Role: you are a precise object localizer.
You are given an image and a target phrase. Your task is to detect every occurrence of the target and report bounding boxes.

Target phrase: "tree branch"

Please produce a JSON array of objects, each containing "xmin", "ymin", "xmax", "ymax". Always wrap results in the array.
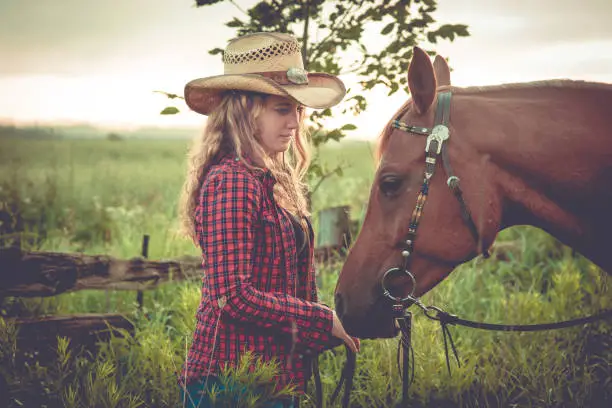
[
  {"xmin": 339, "ymin": 51, "xmax": 368, "ymax": 75},
  {"xmin": 310, "ymin": 165, "xmax": 345, "ymax": 197},
  {"xmin": 309, "ymin": 2, "xmax": 362, "ymax": 63},
  {"xmin": 154, "ymin": 90, "xmax": 185, "ymax": 100},
  {"xmin": 302, "ymin": 0, "xmax": 311, "ymax": 69},
  {"xmin": 229, "ymin": 0, "xmax": 248, "ymax": 15}
]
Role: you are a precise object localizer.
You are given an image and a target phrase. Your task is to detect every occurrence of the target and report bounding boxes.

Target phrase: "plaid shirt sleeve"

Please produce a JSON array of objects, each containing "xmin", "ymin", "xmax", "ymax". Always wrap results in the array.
[{"xmin": 199, "ymin": 169, "xmax": 334, "ymax": 351}]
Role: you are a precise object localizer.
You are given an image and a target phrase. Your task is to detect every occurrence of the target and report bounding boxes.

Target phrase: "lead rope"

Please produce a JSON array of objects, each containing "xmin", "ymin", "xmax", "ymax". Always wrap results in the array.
[
  {"xmin": 313, "ymin": 358, "xmax": 323, "ymax": 408},
  {"xmin": 329, "ymin": 344, "xmax": 356, "ymax": 408},
  {"xmin": 302, "ymin": 356, "xmax": 323, "ymax": 408},
  {"xmin": 439, "ymin": 316, "xmax": 461, "ymax": 375},
  {"xmin": 393, "ymin": 303, "xmax": 415, "ymax": 406}
]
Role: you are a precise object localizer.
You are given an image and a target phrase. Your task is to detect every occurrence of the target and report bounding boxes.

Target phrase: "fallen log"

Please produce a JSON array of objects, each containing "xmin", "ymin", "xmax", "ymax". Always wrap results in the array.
[
  {"xmin": 5, "ymin": 313, "xmax": 135, "ymax": 363},
  {"xmin": 12, "ymin": 313, "xmax": 134, "ymax": 345},
  {"xmin": 0, "ymin": 241, "xmax": 525, "ymax": 299},
  {"xmin": 0, "ymin": 247, "xmax": 203, "ymax": 297}
]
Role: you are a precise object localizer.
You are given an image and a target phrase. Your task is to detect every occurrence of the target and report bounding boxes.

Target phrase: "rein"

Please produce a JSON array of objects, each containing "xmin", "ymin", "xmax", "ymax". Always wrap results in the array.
[
  {"xmin": 327, "ymin": 301, "xmax": 612, "ymax": 408},
  {"xmin": 385, "ymin": 295, "xmax": 612, "ymax": 407}
]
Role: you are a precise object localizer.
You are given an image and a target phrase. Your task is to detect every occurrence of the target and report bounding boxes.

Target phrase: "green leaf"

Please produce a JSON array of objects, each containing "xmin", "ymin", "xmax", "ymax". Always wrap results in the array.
[
  {"xmin": 326, "ymin": 129, "xmax": 344, "ymax": 141},
  {"xmin": 381, "ymin": 22, "xmax": 395, "ymax": 35},
  {"xmin": 160, "ymin": 107, "xmax": 179, "ymax": 115},
  {"xmin": 208, "ymin": 47, "xmax": 224, "ymax": 56},
  {"xmin": 226, "ymin": 18, "xmax": 245, "ymax": 28},
  {"xmin": 341, "ymin": 124, "xmax": 357, "ymax": 131},
  {"xmin": 195, "ymin": 0, "xmax": 224, "ymax": 6},
  {"xmin": 454, "ymin": 24, "xmax": 470, "ymax": 36},
  {"xmin": 388, "ymin": 82, "xmax": 399, "ymax": 96}
]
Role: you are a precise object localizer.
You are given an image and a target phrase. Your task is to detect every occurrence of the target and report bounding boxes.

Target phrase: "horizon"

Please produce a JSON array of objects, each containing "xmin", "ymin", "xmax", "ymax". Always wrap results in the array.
[{"xmin": 1, "ymin": 0, "xmax": 611, "ymax": 140}]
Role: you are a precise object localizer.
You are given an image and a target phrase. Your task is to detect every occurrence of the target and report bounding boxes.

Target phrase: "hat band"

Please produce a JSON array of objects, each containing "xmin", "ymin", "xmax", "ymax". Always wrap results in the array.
[{"xmin": 254, "ymin": 68, "xmax": 309, "ymax": 86}]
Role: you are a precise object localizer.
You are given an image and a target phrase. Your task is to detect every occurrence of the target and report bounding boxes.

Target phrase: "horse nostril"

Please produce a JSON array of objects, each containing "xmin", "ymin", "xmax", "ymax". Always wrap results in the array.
[{"xmin": 334, "ymin": 293, "xmax": 345, "ymax": 319}]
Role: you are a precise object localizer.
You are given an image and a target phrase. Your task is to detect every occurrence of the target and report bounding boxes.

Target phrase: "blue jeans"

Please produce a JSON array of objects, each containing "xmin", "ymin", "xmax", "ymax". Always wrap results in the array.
[{"xmin": 179, "ymin": 376, "xmax": 295, "ymax": 408}]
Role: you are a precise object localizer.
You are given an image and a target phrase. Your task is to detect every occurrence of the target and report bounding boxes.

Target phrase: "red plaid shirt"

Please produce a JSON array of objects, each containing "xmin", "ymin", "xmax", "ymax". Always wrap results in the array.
[{"xmin": 180, "ymin": 154, "xmax": 334, "ymax": 392}]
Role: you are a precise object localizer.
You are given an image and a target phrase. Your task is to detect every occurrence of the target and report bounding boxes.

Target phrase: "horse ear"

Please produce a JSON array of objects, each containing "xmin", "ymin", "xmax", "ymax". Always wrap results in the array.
[
  {"xmin": 408, "ymin": 47, "xmax": 437, "ymax": 114},
  {"xmin": 433, "ymin": 55, "xmax": 451, "ymax": 86}
]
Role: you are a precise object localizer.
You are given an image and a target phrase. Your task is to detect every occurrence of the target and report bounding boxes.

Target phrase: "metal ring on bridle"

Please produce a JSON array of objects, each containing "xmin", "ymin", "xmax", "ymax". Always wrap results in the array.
[
  {"xmin": 447, "ymin": 175, "xmax": 459, "ymax": 187},
  {"xmin": 423, "ymin": 305, "xmax": 445, "ymax": 321},
  {"xmin": 381, "ymin": 267, "xmax": 417, "ymax": 303}
]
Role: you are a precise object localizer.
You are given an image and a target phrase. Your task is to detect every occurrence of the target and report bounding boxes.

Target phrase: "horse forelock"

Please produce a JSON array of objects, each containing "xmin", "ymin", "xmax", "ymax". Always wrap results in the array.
[{"xmin": 375, "ymin": 99, "xmax": 413, "ymax": 165}]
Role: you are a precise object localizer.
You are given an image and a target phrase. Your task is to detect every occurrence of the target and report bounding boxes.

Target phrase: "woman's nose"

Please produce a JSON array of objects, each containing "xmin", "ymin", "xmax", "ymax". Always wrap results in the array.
[{"xmin": 287, "ymin": 111, "xmax": 299, "ymax": 129}]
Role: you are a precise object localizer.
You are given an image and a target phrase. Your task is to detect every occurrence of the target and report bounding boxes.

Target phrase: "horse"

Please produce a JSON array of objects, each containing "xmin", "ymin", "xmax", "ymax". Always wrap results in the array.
[{"xmin": 334, "ymin": 46, "xmax": 612, "ymax": 339}]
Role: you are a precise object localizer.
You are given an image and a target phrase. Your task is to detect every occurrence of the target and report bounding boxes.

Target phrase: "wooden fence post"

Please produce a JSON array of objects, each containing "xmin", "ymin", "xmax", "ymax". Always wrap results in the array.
[
  {"xmin": 315, "ymin": 205, "xmax": 351, "ymax": 263},
  {"xmin": 137, "ymin": 234, "xmax": 149, "ymax": 310}
]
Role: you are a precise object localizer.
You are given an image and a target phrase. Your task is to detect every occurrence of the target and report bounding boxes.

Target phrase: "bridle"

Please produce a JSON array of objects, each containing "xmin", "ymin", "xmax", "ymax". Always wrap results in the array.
[
  {"xmin": 327, "ymin": 90, "xmax": 612, "ymax": 408},
  {"xmin": 331, "ymin": 90, "xmax": 485, "ymax": 407},
  {"xmin": 380, "ymin": 90, "xmax": 489, "ymax": 305},
  {"xmin": 376, "ymin": 90, "xmax": 485, "ymax": 406}
]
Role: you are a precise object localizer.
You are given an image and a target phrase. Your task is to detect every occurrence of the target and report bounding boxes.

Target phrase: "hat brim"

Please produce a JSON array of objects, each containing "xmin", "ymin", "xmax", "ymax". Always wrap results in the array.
[{"xmin": 184, "ymin": 73, "xmax": 346, "ymax": 116}]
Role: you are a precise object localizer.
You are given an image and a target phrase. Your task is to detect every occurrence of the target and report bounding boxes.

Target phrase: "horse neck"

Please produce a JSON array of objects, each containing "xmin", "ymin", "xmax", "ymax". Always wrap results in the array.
[{"xmin": 453, "ymin": 83, "xmax": 612, "ymax": 266}]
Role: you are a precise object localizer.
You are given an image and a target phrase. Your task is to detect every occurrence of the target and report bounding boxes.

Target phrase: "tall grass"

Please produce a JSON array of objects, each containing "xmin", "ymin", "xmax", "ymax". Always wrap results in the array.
[{"xmin": 1, "ymin": 137, "xmax": 610, "ymax": 407}]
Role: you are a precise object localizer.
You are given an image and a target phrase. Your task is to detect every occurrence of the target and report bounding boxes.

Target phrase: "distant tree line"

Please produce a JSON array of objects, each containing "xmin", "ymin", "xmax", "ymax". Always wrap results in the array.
[
  {"xmin": 0, "ymin": 125, "xmax": 200, "ymax": 140},
  {"xmin": 0, "ymin": 125, "xmax": 61, "ymax": 140}
]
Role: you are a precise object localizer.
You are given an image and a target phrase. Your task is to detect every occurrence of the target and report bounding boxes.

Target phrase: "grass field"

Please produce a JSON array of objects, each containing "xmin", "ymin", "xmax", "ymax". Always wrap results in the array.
[{"xmin": 1, "ymin": 136, "xmax": 610, "ymax": 407}]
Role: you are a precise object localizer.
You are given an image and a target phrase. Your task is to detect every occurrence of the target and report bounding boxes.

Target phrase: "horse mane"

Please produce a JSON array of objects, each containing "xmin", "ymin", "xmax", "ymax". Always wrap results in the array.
[
  {"xmin": 451, "ymin": 79, "xmax": 612, "ymax": 94},
  {"xmin": 375, "ymin": 79, "xmax": 612, "ymax": 165}
]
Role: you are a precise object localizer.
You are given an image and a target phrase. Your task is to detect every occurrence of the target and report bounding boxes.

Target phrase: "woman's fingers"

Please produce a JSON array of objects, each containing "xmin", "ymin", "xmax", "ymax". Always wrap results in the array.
[
  {"xmin": 343, "ymin": 332, "xmax": 358, "ymax": 353},
  {"xmin": 331, "ymin": 309, "xmax": 359, "ymax": 353},
  {"xmin": 352, "ymin": 337, "xmax": 361, "ymax": 352}
]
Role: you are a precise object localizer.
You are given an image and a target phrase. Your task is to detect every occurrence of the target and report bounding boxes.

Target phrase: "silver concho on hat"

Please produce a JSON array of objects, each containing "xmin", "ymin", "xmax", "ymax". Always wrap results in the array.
[{"xmin": 287, "ymin": 67, "xmax": 309, "ymax": 85}]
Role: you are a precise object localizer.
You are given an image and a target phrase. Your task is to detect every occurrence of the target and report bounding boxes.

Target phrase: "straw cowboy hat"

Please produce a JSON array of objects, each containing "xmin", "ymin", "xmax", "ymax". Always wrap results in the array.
[{"xmin": 184, "ymin": 32, "xmax": 346, "ymax": 115}]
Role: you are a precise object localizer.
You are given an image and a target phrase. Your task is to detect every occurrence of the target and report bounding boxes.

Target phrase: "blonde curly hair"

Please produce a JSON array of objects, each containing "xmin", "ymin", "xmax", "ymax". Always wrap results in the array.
[{"xmin": 178, "ymin": 91, "xmax": 311, "ymax": 244}]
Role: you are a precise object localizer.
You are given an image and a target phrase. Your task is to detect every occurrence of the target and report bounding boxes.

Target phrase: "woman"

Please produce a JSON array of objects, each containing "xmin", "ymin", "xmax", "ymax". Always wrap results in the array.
[{"xmin": 178, "ymin": 32, "xmax": 358, "ymax": 408}]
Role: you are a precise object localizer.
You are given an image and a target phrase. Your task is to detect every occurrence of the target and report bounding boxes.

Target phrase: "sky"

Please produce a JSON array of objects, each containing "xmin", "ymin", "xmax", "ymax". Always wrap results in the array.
[{"xmin": 0, "ymin": 0, "xmax": 611, "ymax": 139}]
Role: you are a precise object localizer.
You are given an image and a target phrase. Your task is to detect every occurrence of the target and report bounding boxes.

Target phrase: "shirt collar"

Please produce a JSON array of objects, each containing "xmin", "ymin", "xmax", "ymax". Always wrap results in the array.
[{"xmin": 220, "ymin": 152, "xmax": 275, "ymax": 185}]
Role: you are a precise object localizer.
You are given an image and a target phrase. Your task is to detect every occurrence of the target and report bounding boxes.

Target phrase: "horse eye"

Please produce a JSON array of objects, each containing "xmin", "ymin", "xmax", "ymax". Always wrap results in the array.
[{"xmin": 379, "ymin": 175, "xmax": 403, "ymax": 197}]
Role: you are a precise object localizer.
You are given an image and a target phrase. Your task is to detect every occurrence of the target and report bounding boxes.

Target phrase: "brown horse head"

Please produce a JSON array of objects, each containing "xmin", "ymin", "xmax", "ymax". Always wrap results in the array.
[{"xmin": 335, "ymin": 47, "xmax": 612, "ymax": 339}]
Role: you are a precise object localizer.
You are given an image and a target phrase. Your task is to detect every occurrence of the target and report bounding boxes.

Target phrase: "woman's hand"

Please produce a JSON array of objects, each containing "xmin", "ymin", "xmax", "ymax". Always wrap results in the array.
[{"xmin": 331, "ymin": 310, "xmax": 360, "ymax": 353}]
